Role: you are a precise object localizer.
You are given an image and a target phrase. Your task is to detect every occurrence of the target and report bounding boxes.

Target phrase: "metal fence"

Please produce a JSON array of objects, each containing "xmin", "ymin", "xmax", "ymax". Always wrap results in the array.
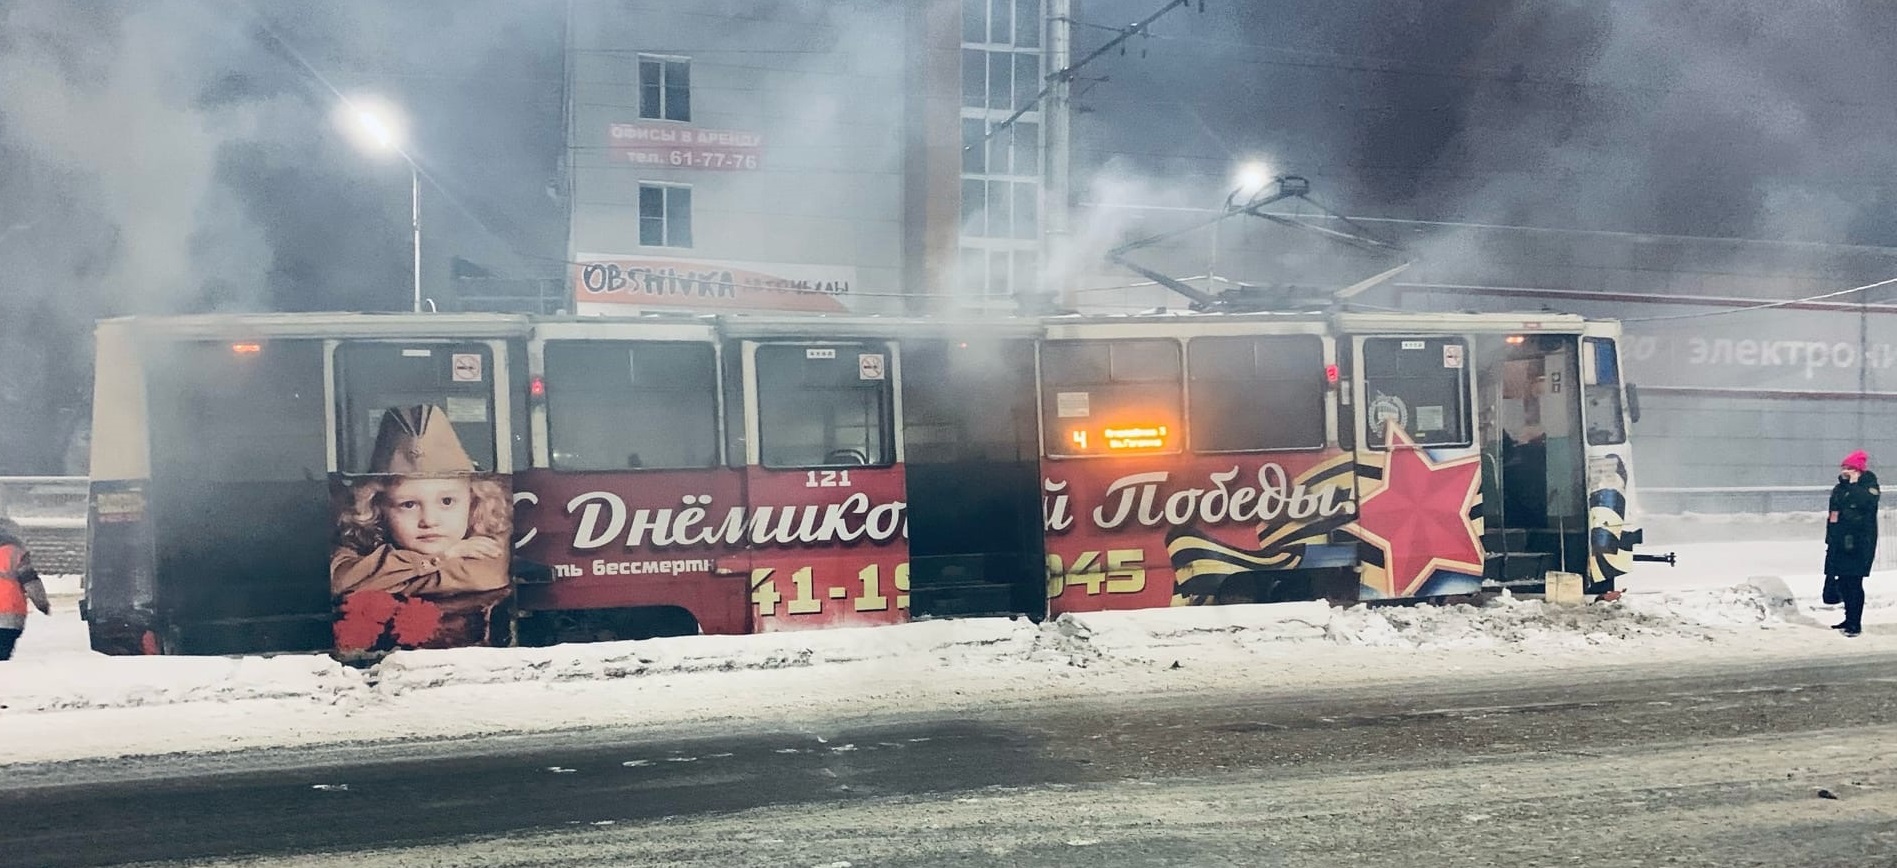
[
  {"xmin": 1638, "ymin": 485, "xmax": 1834, "ymax": 516},
  {"xmin": 0, "ymin": 476, "xmax": 89, "ymax": 575}
]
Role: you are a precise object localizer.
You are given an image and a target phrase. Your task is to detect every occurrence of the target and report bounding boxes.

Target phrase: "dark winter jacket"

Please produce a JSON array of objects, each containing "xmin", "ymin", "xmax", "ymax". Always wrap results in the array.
[{"xmin": 1825, "ymin": 470, "xmax": 1881, "ymax": 577}]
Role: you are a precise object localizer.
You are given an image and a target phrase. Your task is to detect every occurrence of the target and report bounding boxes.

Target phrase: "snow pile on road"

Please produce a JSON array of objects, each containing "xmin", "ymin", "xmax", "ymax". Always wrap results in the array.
[
  {"xmin": 2, "ymin": 583, "xmax": 1821, "ymax": 716},
  {"xmin": 368, "ymin": 618, "xmax": 1050, "ymax": 694},
  {"xmin": 1327, "ymin": 584, "xmax": 1800, "ymax": 650},
  {"xmin": 7, "ymin": 654, "xmax": 357, "ymax": 713}
]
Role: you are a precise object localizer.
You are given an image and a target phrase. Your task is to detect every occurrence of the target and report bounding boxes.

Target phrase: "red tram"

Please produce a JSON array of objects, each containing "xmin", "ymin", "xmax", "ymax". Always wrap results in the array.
[{"xmin": 83, "ymin": 309, "xmax": 1644, "ymax": 655}]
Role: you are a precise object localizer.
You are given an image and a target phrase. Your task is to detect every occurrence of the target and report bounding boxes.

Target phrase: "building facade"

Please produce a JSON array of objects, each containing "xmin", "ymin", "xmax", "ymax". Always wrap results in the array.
[
  {"xmin": 564, "ymin": 0, "xmax": 991, "ymax": 317},
  {"xmin": 958, "ymin": 0, "xmax": 1045, "ymax": 305}
]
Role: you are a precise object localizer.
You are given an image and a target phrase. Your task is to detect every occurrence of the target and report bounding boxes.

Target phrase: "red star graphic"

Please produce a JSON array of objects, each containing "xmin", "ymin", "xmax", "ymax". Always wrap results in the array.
[{"xmin": 1349, "ymin": 426, "xmax": 1484, "ymax": 597}]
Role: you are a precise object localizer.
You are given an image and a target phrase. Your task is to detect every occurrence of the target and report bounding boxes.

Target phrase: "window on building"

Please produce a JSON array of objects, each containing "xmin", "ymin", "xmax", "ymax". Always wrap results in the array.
[
  {"xmin": 638, "ymin": 184, "xmax": 692, "ymax": 248},
  {"xmin": 543, "ymin": 341, "xmax": 718, "ymax": 470},
  {"xmin": 966, "ymin": 0, "xmax": 1042, "ymax": 48},
  {"xmin": 1012, "ymin": 182, "xmax": 1037, "ymax": 240},
  {"xmin": 1042, "ymin": 339, "xmax": 1183, "ymax": 458},
  {"xmin": 638, "ymin": 55, "xmax": 690, "ymax": 122},
  {"xmin": 1011, "ymin": 250, "xmax": 1039, "ymax": 297},
  {"xmin": 1188, "ymin": 336, "xmax": 1326, "ymax": 453},
  {"xmin": 1013, "ymin": 52, "xmax": 1039, "ymax": 105},
  {"xmin": 756, "ymin": 343, "xmax": 893, "ymax": 468},
  {"xmin": 963, "ymin": 180, "xmax": 1039, "ymax": 240},
  {"xmin": 1362, "ymin": 337, "xmax": 1471, "ymax": 448},
  {"xmin": 1583, "ymin": 336, "xmax": 1626, "ymax": 445},
  {"xmin": 987, "ymin": 52, "xmax": 1011, "ymax": 110},
  {"xmin": 962, "ymin": 118, "xmax": 987, "ymax": 174},
  {"xmin": 961, "ymin": 49, "xmax": 986, "ymax": 104},
  {"xmin": 1014, "ymin": 0, "xmax": 1041, "ymax": 46},
  {"xmin": 959, "ymin": 246, "xmax": 1040, "ymax": 299},
  {"xmin": 1009, "ymin": 122, "xmax": 1039, "ymax": 175},
  {"xmin": 960, "ymin": 247, "xmax": 988, "ymax": 296},
  {"xmin": 988, "ymin": 0, "xmax": 1012, "ymax": 44},
  {"xmin": 963, "ymin": 0, "xmax": 986, "ymax": 43}
]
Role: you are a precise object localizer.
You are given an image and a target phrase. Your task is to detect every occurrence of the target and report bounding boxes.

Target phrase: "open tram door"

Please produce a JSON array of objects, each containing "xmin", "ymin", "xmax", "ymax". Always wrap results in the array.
[
  {"xmin": 1577, "ymin": 322, "xmax": 1642, "ymax": 593},
  {"xmin": 1468, "ymin": 328, "xmax": 1590, "ymax": 590},
  {"xmin": 326, "ymin": 329, "xmax": 527, "ymax": 657},
  {"xmin": 1344, "ymin": 331, "xmax": 1489, "ymax": 599},
  {"xmin": 897, "ymin": 331, "xmax": 1045, "ymax": 621}
]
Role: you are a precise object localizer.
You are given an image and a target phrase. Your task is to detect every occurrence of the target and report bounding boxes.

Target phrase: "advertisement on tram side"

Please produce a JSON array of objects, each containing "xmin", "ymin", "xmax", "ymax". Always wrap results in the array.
[
  {"xmin": 513, "ymin": 466, "xmax": 910, "ymax": 634},
  {"xmin": 330, "ymin": 405, "xmax": 517, "ymax": 658},
  {"xmin": 1041, "ymin": 451, "xmax": 1360, "ymax": 613}
]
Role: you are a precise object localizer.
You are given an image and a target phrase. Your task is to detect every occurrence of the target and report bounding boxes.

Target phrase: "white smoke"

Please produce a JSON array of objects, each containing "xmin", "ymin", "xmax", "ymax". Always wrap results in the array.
[{"xmin": 0, "ymin": 1, "xmax": 278, "ymax": 316}]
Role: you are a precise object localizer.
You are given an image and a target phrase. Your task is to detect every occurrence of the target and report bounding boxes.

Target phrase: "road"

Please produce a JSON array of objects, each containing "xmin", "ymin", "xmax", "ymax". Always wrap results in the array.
[{"xmin": 5, "ymin": 652, "xmax": 1897, "ymax": 867}]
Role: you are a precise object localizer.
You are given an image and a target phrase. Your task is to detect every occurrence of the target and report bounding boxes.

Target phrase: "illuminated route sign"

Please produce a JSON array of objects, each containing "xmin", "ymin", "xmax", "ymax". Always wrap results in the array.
[{"xmin": 1066, "ymin": 423, "xmax": 1173, "ymax": 453}]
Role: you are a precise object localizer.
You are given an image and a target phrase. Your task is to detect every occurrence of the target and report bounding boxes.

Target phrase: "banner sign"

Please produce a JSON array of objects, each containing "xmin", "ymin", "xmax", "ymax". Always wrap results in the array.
[
  {"xmin": 574, "ymin": 253, "xmax": 857, "ymax": 314},
  {"xmin": 608, "ymin": 122, "xmax": 763, "ymax": 171},
  {"xmin": 1394, "ymin": 286, "xmax": 1897, "ymax": 394}
]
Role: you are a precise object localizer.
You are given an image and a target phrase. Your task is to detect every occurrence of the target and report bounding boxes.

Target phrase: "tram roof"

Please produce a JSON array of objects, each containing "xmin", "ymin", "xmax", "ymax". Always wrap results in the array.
[
  {"xmin": 97, "ymin": 312, "xmax": 534, "ymax": 340},
  {"xmin": 96, "ymin": 308, "xmax": 1609, "ymax": 341}
]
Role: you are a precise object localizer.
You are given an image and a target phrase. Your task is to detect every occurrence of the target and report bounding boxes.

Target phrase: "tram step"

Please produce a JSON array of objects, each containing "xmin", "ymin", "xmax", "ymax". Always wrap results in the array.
[
  {"xmin": 1480, "ymin": 528, "xmax": 1529, "ymax": 553},
  {"xmin": 1483, "ymin": 551, "xmax": 1552, "ymax": 582},
  {"xmin": 909, "ymin": 583, "xmax": 1025, "ymax": 619}
]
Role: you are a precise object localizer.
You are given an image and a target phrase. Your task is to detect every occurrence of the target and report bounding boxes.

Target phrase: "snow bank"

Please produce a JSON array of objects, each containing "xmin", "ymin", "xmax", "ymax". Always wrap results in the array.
[{"xmin": 1, "ymin": 583, "xmax": 1835, "ymax": 717}]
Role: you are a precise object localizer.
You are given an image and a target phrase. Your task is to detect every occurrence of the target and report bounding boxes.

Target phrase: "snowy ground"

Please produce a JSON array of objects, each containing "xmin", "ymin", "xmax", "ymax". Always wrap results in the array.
[{"xmin": 5, "ymin": 528, "xmax": 1893, "ymax": 767}]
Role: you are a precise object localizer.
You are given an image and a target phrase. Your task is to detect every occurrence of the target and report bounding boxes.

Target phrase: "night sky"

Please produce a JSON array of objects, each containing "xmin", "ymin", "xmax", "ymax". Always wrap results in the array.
[{"xmin": 3, "ymin": 0, "xmax": 1896, "ymax": 471}]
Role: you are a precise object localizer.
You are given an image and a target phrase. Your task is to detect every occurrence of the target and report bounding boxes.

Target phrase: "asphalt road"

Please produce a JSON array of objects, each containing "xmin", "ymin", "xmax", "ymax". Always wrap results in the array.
[{"xmin": 7, "ymin": 652, "xmax": 1897, "ymax": 867}]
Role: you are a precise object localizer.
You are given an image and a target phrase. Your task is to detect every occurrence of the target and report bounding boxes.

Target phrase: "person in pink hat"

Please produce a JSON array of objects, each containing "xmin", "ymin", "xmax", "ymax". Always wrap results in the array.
[{"xmin": 1826, "ymin": 450, "xmax": 1880, "ymax": 636}]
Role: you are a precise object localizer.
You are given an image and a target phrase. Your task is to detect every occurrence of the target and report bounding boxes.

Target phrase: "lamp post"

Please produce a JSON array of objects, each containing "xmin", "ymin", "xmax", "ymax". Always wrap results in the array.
[{"xmin": 343, "ymin": 99, "xmax": 423, "ymax": 313}]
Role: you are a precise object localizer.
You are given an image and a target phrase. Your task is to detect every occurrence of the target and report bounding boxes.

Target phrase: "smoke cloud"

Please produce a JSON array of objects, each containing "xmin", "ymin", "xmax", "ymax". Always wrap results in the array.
[
  {"xmin": 1067, "ymin": 0, "xmax": 1897, "ymax": 304},
  {"xmin": 0, "ymin": 0, "xmax": 563, "ymax": 472}
]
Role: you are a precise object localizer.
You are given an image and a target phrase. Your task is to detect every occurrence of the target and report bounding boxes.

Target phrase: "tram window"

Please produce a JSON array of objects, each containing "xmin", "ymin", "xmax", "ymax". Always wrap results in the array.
[
  {"xmin": 146, "ymin": 340, "xmax": 327, "ymax": 483},
  {"xmin": 1582, "ymin": 337, "xmax": 1627, "ymax": 445},
  {"xmin": 1042, "ymin": 339, "xmax": 1183, "ymax": 458},
  {"xmin": 1188, "ymin": 335, "xmax": 1325, "ymax": 452},
  {"xmin": 336, "ymin": 342, "xmax": 498, "ymax": 473},
  {"xmin": 1361, "ymin": 337, "xmax": 1471, "ymax": 448},
  {"xmin": 756, "ymin": 343, "xmax": 892, "ymax": 468},
  {"xmin": 543, "ymin": 341, "xmax": 718, "ymax": 470}
]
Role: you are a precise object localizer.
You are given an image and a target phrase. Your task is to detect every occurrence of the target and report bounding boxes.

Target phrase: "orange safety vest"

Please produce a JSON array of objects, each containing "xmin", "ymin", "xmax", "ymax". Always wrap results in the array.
[{"xmin": 0, "ymin": 544, "xmax": 27, "ymax": 629}]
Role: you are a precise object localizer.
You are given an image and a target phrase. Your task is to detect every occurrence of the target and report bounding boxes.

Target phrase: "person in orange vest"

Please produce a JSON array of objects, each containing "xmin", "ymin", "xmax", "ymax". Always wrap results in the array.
[{"xmin": 0, "ymin": 517, "xmax": 52, "ymax": 660}]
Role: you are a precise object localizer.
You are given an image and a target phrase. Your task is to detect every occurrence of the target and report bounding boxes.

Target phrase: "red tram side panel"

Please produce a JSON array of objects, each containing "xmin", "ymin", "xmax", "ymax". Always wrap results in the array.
[
  {"xmin": 738, "ymin": 466, "xmax": 909, "ymax": 632},
  {"xmin": 514, "ymin": 466, "xmax": 911, "ymax": 634},
  {"xmin": 1043, "ymin": 451, "xmax": 1359, "ymax": 612},
  {"xmin": 513, "ymin": 468, "xmax": 749, "ymax": 634}
]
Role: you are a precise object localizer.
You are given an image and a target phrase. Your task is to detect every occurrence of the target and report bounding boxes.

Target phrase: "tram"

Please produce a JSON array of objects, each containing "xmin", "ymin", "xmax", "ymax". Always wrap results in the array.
[{"xmin": 82, "ymin": 308, "xmax": 1647, "ymax": 656}]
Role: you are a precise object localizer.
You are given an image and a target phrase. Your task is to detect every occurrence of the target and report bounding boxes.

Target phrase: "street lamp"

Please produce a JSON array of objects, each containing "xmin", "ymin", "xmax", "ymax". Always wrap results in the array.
[
  {"xmin": 338, "ymin": 97, "xmax": 423, "ymax": 313},
  {"xmin": 1231, "ymin": 161, "xmax": 1273, "ymax": 204}
]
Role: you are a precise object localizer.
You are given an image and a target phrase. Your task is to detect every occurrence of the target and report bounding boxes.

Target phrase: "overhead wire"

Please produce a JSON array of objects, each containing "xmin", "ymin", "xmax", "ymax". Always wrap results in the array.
[{"xmin": 1621, "ymin": 275, "xmax": 1897, "ymax": 322}]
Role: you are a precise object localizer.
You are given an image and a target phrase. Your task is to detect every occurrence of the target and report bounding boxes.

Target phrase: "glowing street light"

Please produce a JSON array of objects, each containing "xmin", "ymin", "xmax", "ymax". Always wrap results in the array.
[
  {"xmin": 338, "ymin": 97, "xmax": 423, "ymax": 313},
  {"xmin": 355, "ymin": 109, "xmax": 401, "ymax": 152},
  {"xmin": 1232, "ymin": 160, "xmax": 1273, "ymax": 202}
]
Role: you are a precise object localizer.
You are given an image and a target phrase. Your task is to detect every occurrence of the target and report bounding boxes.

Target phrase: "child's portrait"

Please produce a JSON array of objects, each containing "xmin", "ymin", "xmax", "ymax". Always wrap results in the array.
[{"xmin": 331, "ymin": 404, "xmax": 514, "ymax": 654}]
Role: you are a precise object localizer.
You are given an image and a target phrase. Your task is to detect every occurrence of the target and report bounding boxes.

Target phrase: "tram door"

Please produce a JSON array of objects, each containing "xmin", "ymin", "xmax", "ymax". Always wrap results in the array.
[
  {"xmin": 1348, "ymin": 334, "xmax": 1487, "ymax": 599},
  {"xmin": 1472, "ymin": 333, "xmax": 1589, "ymax": 585},
  {"xmin": 735, "ymin": 339, "xmax": 911, "ymax": 632},
  {"xmin": 900, "ymin": 338, "xmax": 1045, "ymax": 620},
  {"xmin": 328, "ymin": 339, "xmax": 520, "ymax": 656},
  {"xmin": 141, "ymin": 338, "xmax": 333, "ymax": 654},
  {"xmin": 1578, "ymin": 325, "xmax": 1639, "ymax": 593}
]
